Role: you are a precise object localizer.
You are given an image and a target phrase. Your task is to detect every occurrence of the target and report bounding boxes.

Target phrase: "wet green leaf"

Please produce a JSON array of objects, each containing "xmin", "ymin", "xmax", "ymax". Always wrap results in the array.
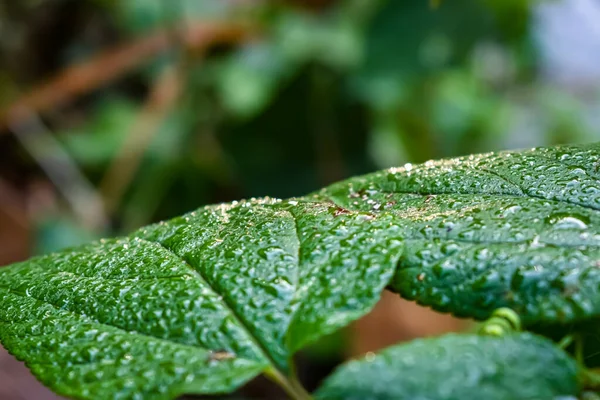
[
  {"xmin": 315, "ymin": 333, "xmax": 581, "ymax": 400},
  {"xmin": 322, "ymin": 143, "xmax": 600, "ymax": 327},
  {"xmin": 1, "ymin": 142, "xmax": 600, "ymax": 398},
  {"xmin": 0, "ymin": 197, "xmax": 405, "ymax": 398}
]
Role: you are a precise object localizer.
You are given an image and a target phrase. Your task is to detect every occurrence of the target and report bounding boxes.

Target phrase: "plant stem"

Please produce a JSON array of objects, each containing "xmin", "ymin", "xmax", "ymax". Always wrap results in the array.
[
  {"xmin": 265, "ymin": 367, "xmax": 312, "ymax": 400},
  {"xmin": 576, "ymin": 334, "xmax": 584, "ymax": 365},
  {"xmin": 558, "ymin": 334, "xmax": 574, "ymax": 350},
  {"xmin": 290, "ymin": 374, "xmax": 312, "ymax": 400},
  {"xmin": 581, "ymin": 368, "xmax": 600, "ymax": 390},
  {"xmin": 572, "ymin": 334, "xmax": 600, "ymax": 391}
]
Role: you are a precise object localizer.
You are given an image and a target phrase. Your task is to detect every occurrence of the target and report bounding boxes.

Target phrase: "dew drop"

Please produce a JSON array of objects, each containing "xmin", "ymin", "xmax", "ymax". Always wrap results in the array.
[{"xmin": 545, "ymin": 213, "xmax": 589, "ymax": 230}]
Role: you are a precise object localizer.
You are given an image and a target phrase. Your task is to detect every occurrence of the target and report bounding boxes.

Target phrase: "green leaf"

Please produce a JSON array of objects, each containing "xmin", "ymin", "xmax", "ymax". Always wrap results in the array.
[
  {"xmin": 315, "ymin": 333, "xmax": 581, "ymax": 400},
  {"xmin": 0, "ymin": 239, "xmax": 267, "ymax": 399},
  {"xmin": 321, "ymin": 143, "xmax": 600, "ymax": 327},
  {"xmin": 59, "ymin": 98, "xmax": 136, "ymax": 166},
  {"xmin": 2, "ymin": 142, "xmax": 600, "ymax": 398},
  {"xmin": 114, "ymin": 0, "xmax": 229, "ymax": 34},
  {"xmin": 216, "ymin": 43, "xmax": 290, "ymax": 119},
  {"xmin": 0, "ymin": 198, "xmax": 405, "ymax": 399}
]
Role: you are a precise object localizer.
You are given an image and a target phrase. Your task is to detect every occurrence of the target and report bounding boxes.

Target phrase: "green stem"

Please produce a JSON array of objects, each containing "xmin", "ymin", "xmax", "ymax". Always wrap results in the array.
[
  {"xmin": 558, "ymin": 334, "xmax": 574, "ymax": 350},
  {"xmin": 576, "ymin": 334, "xmax": 585, "ymax": 365},
  {"xmin": 290, "ymin": 374, "xmax": 312, "ymax": 400},
  {"xmin": 581, "ymin": 368, "xmax": 600, "ymax": 391},
  {"xmin": 571, "ymin": 334, "xmax": 600, "ymax": 392},
  {"xmin": 265, "ymin": 367, "xmax": 312, "ymax": 400}
]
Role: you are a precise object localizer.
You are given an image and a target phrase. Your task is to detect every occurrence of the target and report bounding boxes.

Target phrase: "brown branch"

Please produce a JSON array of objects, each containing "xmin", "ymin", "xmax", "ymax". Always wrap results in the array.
[
  {"xmin": 98, "ymin": 65, "xmax": 182, "ymax": 215},
  {"xmin": 7, "ymin": 111, "xmax": 108, "ymax": 232},
  {"xmin": 0, "ymin": 22, "xmax": 254, "ymax": 130}
]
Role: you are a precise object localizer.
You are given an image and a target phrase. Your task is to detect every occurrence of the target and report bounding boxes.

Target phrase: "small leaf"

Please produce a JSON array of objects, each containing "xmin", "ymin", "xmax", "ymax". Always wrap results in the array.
[{"xmin": 315, "ymin": 333, "xmax": 581, "ymax": 400}]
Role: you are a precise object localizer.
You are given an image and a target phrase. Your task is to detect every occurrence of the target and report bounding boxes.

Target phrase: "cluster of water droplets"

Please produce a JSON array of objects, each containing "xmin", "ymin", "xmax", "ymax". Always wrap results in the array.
[
  {"xmin": 321, "ymin": 143, "xmax": 600, "ymax": 325},
  {"xmin": 0, "ymin": 234, "xmax": 270, "ymax": 397}
]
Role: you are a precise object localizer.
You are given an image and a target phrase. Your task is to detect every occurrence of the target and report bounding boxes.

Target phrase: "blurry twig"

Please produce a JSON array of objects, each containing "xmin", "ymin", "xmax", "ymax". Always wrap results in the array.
[
  {"xmin": 0, "ymin": 22, "xmax": 254, "ymax": 129},
  {"xmin": 7, "ymin": 110, "xmax": 108, "ymax": 232},
  {"xmin": 98, "ymin": 0, "xmax": 194, "ymax": 216},
  {"xmin": 0, "ymin": 178, "xmax": 28, "ymax": 229},
  {"xmin": 98, "ymin": 65, "xmax": 182, "ymax": 215}
]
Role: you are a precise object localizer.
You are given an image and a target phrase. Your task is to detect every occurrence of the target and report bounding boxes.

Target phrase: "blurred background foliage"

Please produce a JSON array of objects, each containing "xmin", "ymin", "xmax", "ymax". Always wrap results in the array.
[{"xmin": 1, "ymin": 0, "xmax": 600, "ymax": 398}]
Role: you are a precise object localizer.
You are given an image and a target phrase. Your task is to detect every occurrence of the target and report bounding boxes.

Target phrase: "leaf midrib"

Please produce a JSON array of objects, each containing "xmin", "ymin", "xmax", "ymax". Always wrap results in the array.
[{"xmin": 139, "ymin": 238, "xmax": 284, "ymax": 373}]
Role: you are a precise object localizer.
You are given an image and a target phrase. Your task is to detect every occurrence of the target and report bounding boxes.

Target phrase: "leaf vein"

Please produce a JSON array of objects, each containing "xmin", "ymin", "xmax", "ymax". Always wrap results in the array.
[
  {"xmin": 134, "ymin": 238, "xmax": 277, "ymax": 370},
  {"xmin": 0, "ymin": 285, "xmax": 213, "ymax": 354}
]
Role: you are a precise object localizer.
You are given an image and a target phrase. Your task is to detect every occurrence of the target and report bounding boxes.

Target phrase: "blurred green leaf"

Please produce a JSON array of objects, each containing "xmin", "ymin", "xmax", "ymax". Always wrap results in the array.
[
  {"xmin": 34, "ymin": 216, "xmax": 98, "ymax": 255},
  {"xmin": 315, "ymin": 333, "xmax": 580, "ymax": 400},
  {"xmin": 60, "ymin": 98, "xmax": 137, "ymax": 166},
  {"xmin": 216, "ymin": 43, "xmax": 290, "ymax": 119},
  {"xmin": 368, "ymin": 110, "xmax": 408, "ymax": 168},
  {"xmin": 114, "ymin": 0, "xmax": 229, "ymax": 33},
  {"xmin": 274, "ymin": 13, "xmax": 364, "ymax": 70}
]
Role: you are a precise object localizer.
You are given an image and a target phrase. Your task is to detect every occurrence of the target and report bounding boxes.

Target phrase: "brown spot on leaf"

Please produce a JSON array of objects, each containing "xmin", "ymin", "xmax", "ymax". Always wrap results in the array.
[
  {"xmin": 562, "ymin": 285, "xmax": 579, "ymax": 297},
  {"xmin": 385, "ymin": 201, "xmax": 396, "ymax": 209},
  {"xmin": 333, "ymin": 207, "xmax": 351, "ymax": 217},
  {"xmin": 208, "ymin": 351, "xmax": 235, "ymax": 362}
]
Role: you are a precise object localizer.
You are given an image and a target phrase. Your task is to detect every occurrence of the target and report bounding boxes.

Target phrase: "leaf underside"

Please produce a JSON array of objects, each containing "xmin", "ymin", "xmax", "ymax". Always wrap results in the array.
[
  {"xmin": 315, "ymin": 333, "xmax": 581, "ymax": 400},
  {"xmin": 0, "ymin": 142, "xmax": 599, "ymax": 398}
]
